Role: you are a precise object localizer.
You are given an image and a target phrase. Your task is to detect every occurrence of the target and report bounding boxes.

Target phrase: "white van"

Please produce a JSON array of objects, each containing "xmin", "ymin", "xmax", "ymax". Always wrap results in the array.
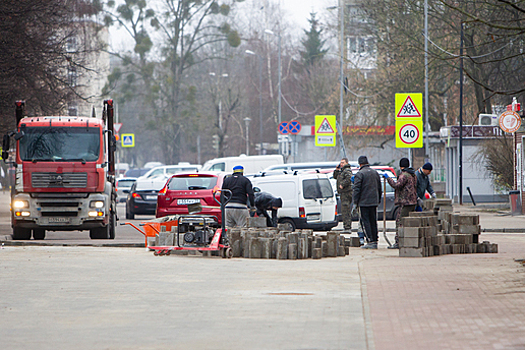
[
  {"xmin": 201, "ymin": 154, "xmax": 283, "ymax": 174},
  {"xmin": 261, "ymin": 161, "xmax": 359, "ymax": 174},
  {"xmin": 250, "ymin": 172, "xmax": 338, "ymax": 231}
]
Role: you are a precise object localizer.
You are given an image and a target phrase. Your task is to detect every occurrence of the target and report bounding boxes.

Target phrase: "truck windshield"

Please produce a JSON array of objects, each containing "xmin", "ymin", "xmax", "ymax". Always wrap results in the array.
[{"xmin": 19, "ymin": 127, "xmax": 100, "ymax": 162}]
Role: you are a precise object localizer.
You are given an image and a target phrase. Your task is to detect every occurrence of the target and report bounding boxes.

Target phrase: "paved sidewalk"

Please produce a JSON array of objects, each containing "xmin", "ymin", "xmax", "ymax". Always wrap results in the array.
[{"xmin": 361, "ymin": 234, "xmax": 525, "ymax": 350}]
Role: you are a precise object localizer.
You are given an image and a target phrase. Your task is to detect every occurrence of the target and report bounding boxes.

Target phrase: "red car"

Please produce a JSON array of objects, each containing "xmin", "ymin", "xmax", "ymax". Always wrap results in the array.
[{"xmin": 156, "ymin": 172, "xmax": 228, "ymax": 221}]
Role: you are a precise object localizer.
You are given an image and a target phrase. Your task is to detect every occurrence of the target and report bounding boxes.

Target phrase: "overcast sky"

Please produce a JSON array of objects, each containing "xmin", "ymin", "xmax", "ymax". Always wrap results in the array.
[{"xmin": 280, "ymin": 0, "xmax": 335, "ymax": 30}]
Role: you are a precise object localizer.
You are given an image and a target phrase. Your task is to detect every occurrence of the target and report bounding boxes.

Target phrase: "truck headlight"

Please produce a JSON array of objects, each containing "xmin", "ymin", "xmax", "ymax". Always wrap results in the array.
[
  {"xmin": 90, "ymin": 200, "xmax": 104, "ymax": 208},
  {"xmin": 13, "ymin": 200, "xmax": 29, "ymax": 209}
]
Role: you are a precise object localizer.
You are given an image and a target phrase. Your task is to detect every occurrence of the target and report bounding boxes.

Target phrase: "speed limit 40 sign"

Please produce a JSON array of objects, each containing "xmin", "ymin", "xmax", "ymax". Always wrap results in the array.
[{"xmin": 396, "ymin": 119, "xmax": 423, "ymax": 148}]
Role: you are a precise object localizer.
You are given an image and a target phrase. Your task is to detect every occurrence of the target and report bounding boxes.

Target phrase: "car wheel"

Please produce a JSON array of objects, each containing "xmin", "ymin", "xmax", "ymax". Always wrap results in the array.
[
  {"xmin": 12, "ymin": 227, "xmax": 31, "ymax": 240},
  {"xmin": 279, "ymin": 218, "xmax": 296, "ymax": 232},
  {"xmin": 126, "ymin": 209, "xmax": 134, "ymax": 220},
  {"xmin": 33, "ymin": 229, "xmax": 46, "ymax": 240}
]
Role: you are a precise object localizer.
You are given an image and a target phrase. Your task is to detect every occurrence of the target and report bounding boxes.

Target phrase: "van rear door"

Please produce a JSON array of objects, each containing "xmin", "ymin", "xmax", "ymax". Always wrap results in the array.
[
  {"xmin": 251, "ymin": 179, "xmax": 298, "ymax": 219},
  {"xmin": 302, "ymin": 177, "xmax": 336, "ymax": 223}
]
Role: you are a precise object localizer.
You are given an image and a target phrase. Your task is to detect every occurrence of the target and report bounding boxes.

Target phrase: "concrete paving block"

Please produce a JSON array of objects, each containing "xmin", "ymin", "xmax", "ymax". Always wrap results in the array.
[
  {"xmin": 288, "ymin": 243, "xmax": 298, "ymax": 260},
  {"xmin": 307, "ymin": 236, "xmax": 313, "ymax": 258},
  {"xmin": 322, "ymin": 241, "xmax": 328, "ymax": 257},
  {"xmin": 260, "ymin": 238, "xmax": 272, "ymax": 259},
  {"xmin": 399, "ymin": 247, "xmax": 425, "ymax": 257},
  {"xmin": 433, "ymin": 245, "xmax": 443, "ymax": 256},
  {"xmin": 344, "ymin": 246, "xmax": 350, "ymax": 255},
  {"xmin": 488, "ymin": 243, "xmax": 498, "ymax": 253},
  {"xmin": 400, "ymin": 237, "xmax": 419, "ymax": 248},
  {"xmin": 338, "ymin": 244, "xmax": 346, "ymax": 256},
  {"xmin": 249, "ymin": 237, "xmax": 262, "ymax": 258},
  {"xmin": 459, "ymin": 225, "xmax": 481, "ymax": 235},
  {"xmin": 439, "ymin": 205, "xmax": 454, "ymax": 212},
  {"xmin": 350, "ymin": 237, "xmax": 361, "ymax": 247},
  {"xmin": 312, "ymin": 247, "xmax": 322, "ymax": 259},
  {"xmin": 327, "ymin": 232, "xmax": 339, "ymax": 257},
  {"xmin": 404, "ymin": 227, "xmax": 422, "ymax": 238},
  {"xmin": 473, "ymin": 234, "xmax": 479, "ymax": 244},
  {"xmin": 276, "ymin": 237, "xmax": 287, "ymax": 259},
  {"xmin": 402, "ymin": 217, "xmax": 423, "ymax": 227},
  {"xmin": 459, "ymin": 215, "xmax": 475, "ymax": 226},
  {"xmin": 427, "ymin": 217, "xmax": 438, "ymax": 227},
  {"xmin": 398, "ymin": 227, "xmax": 405, "ymax": 238}
]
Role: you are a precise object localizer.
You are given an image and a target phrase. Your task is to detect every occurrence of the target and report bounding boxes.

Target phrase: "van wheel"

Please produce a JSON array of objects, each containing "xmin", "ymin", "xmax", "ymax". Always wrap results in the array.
[{"xmin": 280, "ymin": 219, "xmax": 296, "ymax": 232}]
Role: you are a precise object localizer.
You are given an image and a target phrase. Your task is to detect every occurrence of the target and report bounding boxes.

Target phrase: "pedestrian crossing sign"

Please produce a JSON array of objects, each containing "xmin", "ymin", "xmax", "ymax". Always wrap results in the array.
[
  {"xmin": 315, "ymin": 115, "xmax": 336, "ymax": 147},
  {"xmin": 395, "ymin": 93, "xmax": 422, "ymax": 119},
  {"xmin": 121, "ymin": 133, "xmax": 135, "ymax": 148}
]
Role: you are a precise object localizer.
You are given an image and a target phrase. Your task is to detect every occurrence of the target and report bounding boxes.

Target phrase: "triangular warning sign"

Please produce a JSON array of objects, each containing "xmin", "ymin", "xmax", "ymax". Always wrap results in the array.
[
  {"xmin": 397, "ymin": 96, "xmax": 421, "ymax": 118},
  {"xmin": 317, "ymin": 118, "xmax": 335, "ymax": 133}
]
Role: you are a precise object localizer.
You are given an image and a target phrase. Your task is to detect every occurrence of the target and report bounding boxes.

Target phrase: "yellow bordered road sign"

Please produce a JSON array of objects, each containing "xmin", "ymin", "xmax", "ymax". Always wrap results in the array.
[
  {"xmin": 396, "ymin": 118, "xmax": 423, "ymax": 148},
  {"xmin": 121, "ymin": 133, "xmax": 135, "ymax": 148},
  {"xmin": 315, "ymin": 115, "xmax": 336, "ymax": 147},
  {"xmin": 395, "ymin": 93, "xmax": 423, "ymax": 119}
]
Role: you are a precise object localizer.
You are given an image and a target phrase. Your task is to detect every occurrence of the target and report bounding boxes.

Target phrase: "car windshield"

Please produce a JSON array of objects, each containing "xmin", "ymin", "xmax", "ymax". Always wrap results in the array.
[
  {"xmin": 117, "ymin": 180, "xmax": 135, "ymax": 188},
  {"xmin": 168, "ymin": 176, "xmax": 218, "ymax": 190},
  {"xmin": 303, "ymin": 178, "xmax": 333, "ymax": 199},
  {"xmin": 18, "ymin": 126, "xmax": 100, "ymax": 162}
]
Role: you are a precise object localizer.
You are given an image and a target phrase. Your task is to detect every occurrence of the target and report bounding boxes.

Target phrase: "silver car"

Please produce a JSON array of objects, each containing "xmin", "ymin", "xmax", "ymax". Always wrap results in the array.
[{"xmin": 116, "ymin": 177, "xmax": 137, "ymax": 203}]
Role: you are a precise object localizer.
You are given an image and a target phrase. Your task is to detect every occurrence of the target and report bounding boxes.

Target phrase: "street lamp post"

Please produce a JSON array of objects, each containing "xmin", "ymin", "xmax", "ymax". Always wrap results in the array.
[
  {"xmin": 265, "ymin": 29, "xmax": 282, "ymax": 154},
  {"xmin": 245, "ymin": 50, "xmax": 264, "ymax": 155},
  {"xmin": 244, "ymin": 117, "xmax": 251, "ymax": 155},
  {"xmin": 339, "ymin": 0, "xmax": 344, "ymax": 158}
]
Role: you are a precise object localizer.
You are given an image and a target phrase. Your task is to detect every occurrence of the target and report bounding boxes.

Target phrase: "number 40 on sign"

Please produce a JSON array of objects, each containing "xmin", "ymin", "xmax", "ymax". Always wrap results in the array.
[{"xmin": 396, "ymin": 118, "xmax": 423, "ymax": 148}]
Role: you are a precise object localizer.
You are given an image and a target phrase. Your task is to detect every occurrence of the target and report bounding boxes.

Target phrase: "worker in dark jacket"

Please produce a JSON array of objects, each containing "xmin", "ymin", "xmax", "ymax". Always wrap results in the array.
[
  {"xmin": 254, "ymin": 191, "xmax": 283, "ymax": 227},
  {"xmin": 386, "ymin": 157, "xmax": 418, "ymax": 249},
  {"xmin": 221, "ymin": 165, "xmax": 255, "ymax": 228},
  {"xmin": 353, "ymin": 156, "xmax": 382, "ymax": 249},
  {"xmin": 333, "ymin": 157, "xmax": 353, "ymax": 231},
  {"xmin": 416, "ymin": 162, "xmax": 436, "ymax": 210}
]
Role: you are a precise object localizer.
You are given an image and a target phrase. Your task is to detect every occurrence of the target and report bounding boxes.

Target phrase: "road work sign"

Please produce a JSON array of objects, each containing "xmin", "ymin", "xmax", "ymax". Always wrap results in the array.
[
  {"xmin": 121, "ymin": 133, "xmax": 135, "ymax": 148},
  {"xmin": 396, "ymin": 119, "xmax": 423, "ymax": 148},
  {"xmin": 396, "ymin": 93, "xmax": 422, "ymax": 118},
  {"xmin": 315, "ymin": 115, "xmax": 336, "ymax": 147}
]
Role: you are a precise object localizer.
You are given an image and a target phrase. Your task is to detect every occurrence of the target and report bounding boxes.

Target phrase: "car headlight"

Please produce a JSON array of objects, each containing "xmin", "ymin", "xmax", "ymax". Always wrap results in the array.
[
  {"xmin": 13, "ymin": 200, "xmax": 29, "ymax": 209},
  {"xmin": 90, "ymin": 200, "xmax": 105, "ymax": 208}
]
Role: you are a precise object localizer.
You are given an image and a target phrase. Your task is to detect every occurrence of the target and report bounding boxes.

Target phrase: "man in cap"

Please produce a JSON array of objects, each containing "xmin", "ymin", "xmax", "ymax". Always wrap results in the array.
[
  {"xmin": 416, "ymin": 162, "xmax": 436, "ymax": 211},
  {"xmin": 254, "ymin": 191, "xmax": 283, "ymax": 227},
  {"xmin": 333, "ymin": 157, "xmax": 354, "ymax": 232},
  {"xmin": 221, "ymin": 165, "xmax": 255, "ymax": 228},
  {"xmin": 352, "ymin": 156, "xmax": 382, "ymax": 249},
  {"xmin": 386, "ymin": 157, "xmax": 418, "ymax": 249}
]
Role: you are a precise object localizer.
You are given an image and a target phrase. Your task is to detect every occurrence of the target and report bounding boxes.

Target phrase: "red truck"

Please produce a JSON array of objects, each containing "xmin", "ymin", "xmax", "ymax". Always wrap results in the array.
[{"xmin": 1, "ymin": 100, "xmax": 118, "ymax": 240}]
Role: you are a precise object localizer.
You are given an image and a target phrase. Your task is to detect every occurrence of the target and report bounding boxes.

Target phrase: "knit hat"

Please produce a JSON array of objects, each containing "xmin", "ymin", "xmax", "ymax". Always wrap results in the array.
[
  {"xmin": 399, "ymin": 158, "xmax": 410, "ymax": 168},
  {"xmin": 272, "ymin": 198, "xmax": 283, "ymax": 208},
  {"xmin": 358, "ymin": 156, "xmax": 368, "ymax": 165},
  {"xmin": 422, "ymin": 162, "xmax": 433, "ymax": 171},
  {"xmin": 233, "ymin": 165, "xmax": 244, "ymax": 173}
]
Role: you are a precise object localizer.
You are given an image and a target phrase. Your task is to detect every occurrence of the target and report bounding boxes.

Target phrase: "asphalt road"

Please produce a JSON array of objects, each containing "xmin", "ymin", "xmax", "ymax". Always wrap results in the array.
[{"xmin": 0, "ymin": 191, "xmax": 151, "ymax": 244}]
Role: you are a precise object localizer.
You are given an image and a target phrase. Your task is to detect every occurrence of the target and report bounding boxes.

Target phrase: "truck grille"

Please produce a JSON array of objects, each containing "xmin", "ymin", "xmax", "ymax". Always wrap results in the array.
[{"xmin": 32, "ymin": 172, "xmax": 88, "ymax": 188}]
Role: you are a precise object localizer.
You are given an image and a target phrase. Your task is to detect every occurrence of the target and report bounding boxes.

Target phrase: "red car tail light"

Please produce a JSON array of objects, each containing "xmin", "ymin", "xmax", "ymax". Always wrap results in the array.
[
  {"xmin": 132, "ymin": 192, "xmax": 140, "ymax": 198},
  {"xmin": 299, "ymin": 207, "xmax": 305, "ymax": 218},
  {"xmin": 158, "ymin": 185, "xmax": 167, "ymax": 195}
]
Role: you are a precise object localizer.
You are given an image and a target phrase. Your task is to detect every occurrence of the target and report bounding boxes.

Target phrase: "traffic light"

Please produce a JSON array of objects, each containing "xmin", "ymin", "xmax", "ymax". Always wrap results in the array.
[{"xmin": 212, "ymin": 135, "xmax": 219, "ymax": 150}]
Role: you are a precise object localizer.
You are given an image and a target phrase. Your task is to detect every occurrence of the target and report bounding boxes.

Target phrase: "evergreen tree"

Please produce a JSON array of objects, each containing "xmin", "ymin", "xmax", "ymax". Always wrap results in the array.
[{"xmin": 300, "ymin": 12, "xmax": 328, "ymax": 67}]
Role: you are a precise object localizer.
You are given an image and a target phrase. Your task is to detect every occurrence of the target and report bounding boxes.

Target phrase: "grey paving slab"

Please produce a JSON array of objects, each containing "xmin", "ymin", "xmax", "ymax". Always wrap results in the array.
[{"xmin": 0, "ymin": 246, "xmax": 368, "ymax": 350}]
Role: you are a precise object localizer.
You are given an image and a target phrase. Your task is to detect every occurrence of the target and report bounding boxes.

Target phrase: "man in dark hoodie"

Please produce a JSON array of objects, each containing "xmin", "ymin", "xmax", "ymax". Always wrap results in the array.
[
  {"xmin": 386, "ymin": 157, "xmax": 418, "ymax": 249},
  {"xmin": 221, "ymin": 165, "xmax": 255, "ymax": 228},
  {"xmin": 254, "ymin": 191, "xmax": 283, "ymax": 227}
]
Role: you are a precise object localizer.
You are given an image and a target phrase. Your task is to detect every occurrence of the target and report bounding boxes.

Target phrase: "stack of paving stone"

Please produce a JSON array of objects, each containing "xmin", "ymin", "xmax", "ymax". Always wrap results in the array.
[
  {"xmin": 399, "ymin": 199, "xmax": 498, "ymax": 257},
  {"xmin": 228, "ymin": 226, "xmax": 348, "ymax": 259}
]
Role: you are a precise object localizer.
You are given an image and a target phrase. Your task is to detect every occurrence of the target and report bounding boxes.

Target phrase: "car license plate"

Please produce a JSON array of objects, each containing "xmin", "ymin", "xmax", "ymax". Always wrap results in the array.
[
  {"xmin": 145, "ymin": 195, "xmax": 157, "ymax": 200},
  {"xmin": 307, "ymin": 214, "xmax": 320, "ymax": 221},
  {"xmin": 48, "ymin": 217, "xmax": 70, "ymax": 224},
  {"xmin": 177, "ymin": 198, "xmax": 200, "ymax": 205}
]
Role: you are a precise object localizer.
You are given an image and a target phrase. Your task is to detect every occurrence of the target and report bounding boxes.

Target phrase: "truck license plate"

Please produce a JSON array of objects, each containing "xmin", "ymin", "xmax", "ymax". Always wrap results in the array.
[{"xmin": 49, "ymin": 217, "xmax": 70, "ymax": 224}]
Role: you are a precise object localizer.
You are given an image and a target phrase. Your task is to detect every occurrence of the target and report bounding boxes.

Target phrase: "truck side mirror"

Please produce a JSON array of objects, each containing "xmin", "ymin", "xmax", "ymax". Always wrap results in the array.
[
  {"xmin": 14, "ymin": 131, "xmax": 24, "ymax": 141},
  {"xmin": 2, "ymin": 134, "xmax": 10, "ymax": 161}
]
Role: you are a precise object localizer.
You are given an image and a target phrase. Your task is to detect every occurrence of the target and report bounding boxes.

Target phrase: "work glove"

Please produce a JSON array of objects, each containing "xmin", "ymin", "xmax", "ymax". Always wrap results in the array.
[
  {"xmin": 431, "ymin": 192, "xmax": 437, "ymax": 198},
  {"xmin": 382, "ymin": 173, "xmax": 389, "ymax": 179},
  {"xmin": 351, "ymin": 175, "xmax": 355, "ymax": 183}
]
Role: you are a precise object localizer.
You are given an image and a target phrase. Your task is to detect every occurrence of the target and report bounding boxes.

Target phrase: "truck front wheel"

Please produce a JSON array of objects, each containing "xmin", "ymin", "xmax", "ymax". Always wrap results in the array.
[
  {"xmin": 13, "ymin": 227, "xmax": 31, "ymax": 240},
  {"xmin": 33, "ymin": 229, "xmax": 46, "ymax": 240}
]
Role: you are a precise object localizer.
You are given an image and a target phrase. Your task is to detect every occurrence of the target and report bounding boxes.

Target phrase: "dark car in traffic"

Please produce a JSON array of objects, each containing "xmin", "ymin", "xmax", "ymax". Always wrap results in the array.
[{"xmin": 125, "ymin": 181, "xmax": 160, "ymax": 219}]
